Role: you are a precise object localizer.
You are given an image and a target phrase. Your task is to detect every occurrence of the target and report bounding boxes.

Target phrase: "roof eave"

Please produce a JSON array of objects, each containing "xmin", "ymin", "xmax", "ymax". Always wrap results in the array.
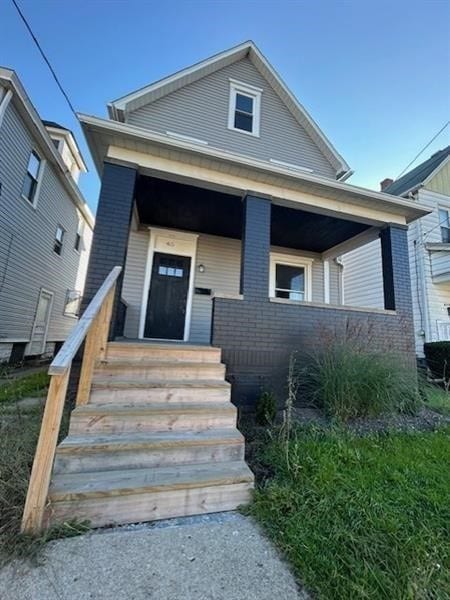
[{"xmin": 79, "ymin": 113, "xmax": 429, "ymax": 225}]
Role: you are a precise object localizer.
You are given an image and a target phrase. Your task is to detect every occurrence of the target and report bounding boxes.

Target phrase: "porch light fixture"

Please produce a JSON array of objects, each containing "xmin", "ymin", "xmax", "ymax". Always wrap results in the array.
[{"xmin": 198, "ymin": 264, "xmax": 205, "ymax": 273}]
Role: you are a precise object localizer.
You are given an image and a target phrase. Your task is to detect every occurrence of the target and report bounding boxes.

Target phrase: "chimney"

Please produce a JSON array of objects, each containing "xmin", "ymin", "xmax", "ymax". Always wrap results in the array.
[{"xmin": 380, "ymin": 178, "xmax": 394, "ymax": 191}]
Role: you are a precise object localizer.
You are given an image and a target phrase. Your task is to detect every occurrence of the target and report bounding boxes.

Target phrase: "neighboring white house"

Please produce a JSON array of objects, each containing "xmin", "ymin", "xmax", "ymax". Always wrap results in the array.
[
  {"xmin": 0, "ymin": 68, "xmax": 94, "ymax": 364},
  {"xmin": 342, "ymin": 146, "xmax": 450, "ymax": 356}
]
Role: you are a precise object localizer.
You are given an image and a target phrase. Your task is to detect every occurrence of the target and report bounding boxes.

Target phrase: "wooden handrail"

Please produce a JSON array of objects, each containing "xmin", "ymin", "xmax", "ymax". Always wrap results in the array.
[
  {"xmin": 49, "ymin": 266, "xmax": 122, "ymax": 375},
  {"xmin": 21, "ymin": 266, "xmax": 122, "ymax": 534}
]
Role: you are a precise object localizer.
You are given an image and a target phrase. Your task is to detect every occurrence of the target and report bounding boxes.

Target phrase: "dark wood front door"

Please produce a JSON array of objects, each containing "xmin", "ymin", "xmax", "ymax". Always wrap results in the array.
[{"xmin": 144, "ymin": 252, "xmax": 191, "ymax": 340}]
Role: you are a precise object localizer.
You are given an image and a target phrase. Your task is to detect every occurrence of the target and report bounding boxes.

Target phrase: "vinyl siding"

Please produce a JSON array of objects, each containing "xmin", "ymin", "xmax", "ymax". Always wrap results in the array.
[
  {"xmin": 121, "ymin": 230, "xmax": 339, "ymax": 343},
  {"xmin": 0, "ymin": 100, "xmax": 92, "ymax": 353},
  {"xmin": 341, "ymin": 240, "xmax": 384, "ymax": 309},
  {"xmin": 426, "ymin": 160, "xmax": 450, "ymax": 196},
  {"xmin": 341, "ymin": 188, "xmax": 450, "ymax": 355},
  {"xmin": 127, "ymin": 58, "xmax": 336, "ymax": 179}
]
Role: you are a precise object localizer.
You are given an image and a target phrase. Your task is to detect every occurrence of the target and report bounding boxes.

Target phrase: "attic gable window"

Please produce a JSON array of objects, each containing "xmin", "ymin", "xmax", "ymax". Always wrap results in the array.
[{"xmin": 228, "ymin": 79, "xmax": 262, "ymax": 137}]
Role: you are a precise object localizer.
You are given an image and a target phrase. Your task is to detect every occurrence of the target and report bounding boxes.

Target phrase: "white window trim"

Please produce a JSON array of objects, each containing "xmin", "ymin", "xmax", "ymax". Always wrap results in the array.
[
  {"xmin": 138, "ymin": 227, "xmax": 198, "ymax": 342},
  {"xmin": 438, "ymin": 206, "xmax": 450, "ymax": 243},
  {"xmin": 227, "ymin": 79, "xmax": 262, "ymax": 138},
  {"xmin": 21, "ymin": 152, "xmax": 46, "ymax": 210},
  {"xmin": 269, "ymin": 253, "xmax": 313, "ymax": 302}
]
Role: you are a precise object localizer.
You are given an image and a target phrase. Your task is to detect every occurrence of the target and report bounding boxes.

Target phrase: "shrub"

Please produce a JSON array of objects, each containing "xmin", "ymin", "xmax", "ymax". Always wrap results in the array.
[
  {"xmin": 424, "ymin": 341, "xmax": 450, "ymax": 382},
  {"xmin": 255, "ymin": 390, "xmax": 276, "ymax": 426},
  {"xmin": 303, "ymin": 344, "xmax": 420, "ymax": 421}
]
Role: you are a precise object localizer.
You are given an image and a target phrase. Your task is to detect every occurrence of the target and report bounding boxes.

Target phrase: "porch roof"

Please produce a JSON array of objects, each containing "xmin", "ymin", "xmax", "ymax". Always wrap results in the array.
[
  {"xmin": 79, "ymin": 113, "xmax": 430, "ymax": 226},
  {"xmin": 135, "ymin": 175, "xmax": 371, "ymax": 253}
]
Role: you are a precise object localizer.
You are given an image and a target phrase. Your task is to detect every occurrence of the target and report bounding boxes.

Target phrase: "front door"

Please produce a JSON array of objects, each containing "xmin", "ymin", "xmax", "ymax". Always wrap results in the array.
[
  {"xmin": 144, "ymin": 252, "xmax": 191, "ymax": 340},
  {"xmin": 29, "ymin": 289, "xmax": 53, "ymax": 355}
]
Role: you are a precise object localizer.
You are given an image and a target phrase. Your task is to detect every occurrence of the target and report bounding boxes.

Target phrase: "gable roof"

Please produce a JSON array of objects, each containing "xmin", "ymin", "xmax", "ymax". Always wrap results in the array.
[
  {"xmin": 385, "ymin": 146, "xmax": 450, "ymax": 197},
  {"xmin": 107, "ymin": 41, "xmax": 350, "ymax": 178}
]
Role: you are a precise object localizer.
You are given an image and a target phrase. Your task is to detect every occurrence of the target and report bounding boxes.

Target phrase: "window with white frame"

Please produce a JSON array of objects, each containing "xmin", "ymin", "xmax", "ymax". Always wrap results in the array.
[
  {"xmin": 64, "ymin": 289, "xmax": 82, "ymax": 317},
  {"xmin": 439, "ymin": 208, "xmax": 450, "ymax": 243},
  {"xmin": 54, "ymin": 225, "xmax": 65, "ymax": 255},
  {"xmin": 74, "ymin": 219, "xmax": 84, "ymax": 252},
  {"xmin": 228, "ymin": 80, "xmax": 262, "ymax": 137},
  {"xmin": 22, "ymin": 151, "xmax": 42, "ymax": 205},
  {"xmin": 269, "ymin": 254, "xmax": 313, "ymax": 302}
]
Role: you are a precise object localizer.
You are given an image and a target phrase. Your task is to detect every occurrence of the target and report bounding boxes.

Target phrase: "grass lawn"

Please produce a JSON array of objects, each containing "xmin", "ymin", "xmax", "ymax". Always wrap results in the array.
[
  {"xmin": 0, "ymin": 373, "xmax": 87, "ymax": 565},
  {"xmin": 0, "ymin": 370, "xmax": 50, "ymax": 404},
  {"xmin": 425, "ymin": 386, "xmax": 450, "ymax": 416},
  {"xmin": 249, "ymin": 426, "xmax": 450, "ymax": 599}
]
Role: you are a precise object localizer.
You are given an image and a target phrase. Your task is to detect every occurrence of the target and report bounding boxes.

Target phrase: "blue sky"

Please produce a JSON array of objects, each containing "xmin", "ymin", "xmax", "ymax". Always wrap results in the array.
[{"xmin": 1, "ymin": 0, "xmax": 449, "ymax": 212}]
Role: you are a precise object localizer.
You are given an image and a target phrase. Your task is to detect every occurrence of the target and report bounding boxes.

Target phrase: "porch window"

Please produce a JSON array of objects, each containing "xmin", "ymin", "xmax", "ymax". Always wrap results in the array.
[
  {"xmin": 439, "ymin": 208, "xmax": 450, "ymax": 243},
  {"xmin": 228, "ymin": 79, "xmax": 261, "ymax": 137},
  {"xmin": 269, "ymin": 253, "xmax": 313, "ymax": 302},
  {"xmin": 275, "ymin": 264, "xmax": 305, "ymax": 300}
]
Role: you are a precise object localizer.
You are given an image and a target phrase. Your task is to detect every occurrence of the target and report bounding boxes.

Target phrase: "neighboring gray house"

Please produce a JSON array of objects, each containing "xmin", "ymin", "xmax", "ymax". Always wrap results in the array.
[
  {"xmin": 0, "ymin": 68, "xmax": 94, "ymax": 364},
  {"xmin": 342, "ymin": 147, "xmax": 450, "ymax": 356}
]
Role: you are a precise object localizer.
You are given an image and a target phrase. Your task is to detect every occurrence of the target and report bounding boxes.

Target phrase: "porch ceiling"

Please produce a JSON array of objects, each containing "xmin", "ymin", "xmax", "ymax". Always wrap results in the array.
[{"xmin": 136, "ymin": 176, "xmax": 371, "ymax": 253}]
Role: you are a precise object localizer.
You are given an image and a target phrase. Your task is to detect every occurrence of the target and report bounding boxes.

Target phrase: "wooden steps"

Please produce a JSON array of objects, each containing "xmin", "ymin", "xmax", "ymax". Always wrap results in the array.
[
  {"xmin": 47, "ymin": 342, "xmax": 253, "ymax": 528},
  {"xmin": 90, "ymin": 379, "xmax": 231, "ymax": 404},
  {"xmin": 54, "ymin": 429, "xmax": 245, "ymax": 474},
  {"xmin": 47, "ymin": 462, "xmax": 254, "ymax": 528}
]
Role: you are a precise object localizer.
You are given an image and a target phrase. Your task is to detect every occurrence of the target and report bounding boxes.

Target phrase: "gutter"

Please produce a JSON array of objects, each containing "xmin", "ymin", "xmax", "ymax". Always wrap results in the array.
[{"xmin": 78, "ymin": 113, "xmax": 431, "ymax": 224}]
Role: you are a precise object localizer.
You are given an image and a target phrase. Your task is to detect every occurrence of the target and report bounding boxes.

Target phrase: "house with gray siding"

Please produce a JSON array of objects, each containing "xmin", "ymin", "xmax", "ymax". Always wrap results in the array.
[
  {"xmin": 0, "ymin": 68, "xmax": 94, "ymax": 364},
  {"xmin": 24, "ymin": 42, "xmax": 431, "ymax": 530},
  {"xmin": 342, "ymin": 146, "xmax": 450, "ymax": 357}
]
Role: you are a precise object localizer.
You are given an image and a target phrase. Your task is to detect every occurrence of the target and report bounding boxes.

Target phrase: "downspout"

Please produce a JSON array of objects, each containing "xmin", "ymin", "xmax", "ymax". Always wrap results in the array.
[
  {"xmin": 334, "ymin": 257, "xmax": 345, "ymax": 305},
  {"xmin": 412, "ymin": 193, "xmax": 431, "ymax": 352}
]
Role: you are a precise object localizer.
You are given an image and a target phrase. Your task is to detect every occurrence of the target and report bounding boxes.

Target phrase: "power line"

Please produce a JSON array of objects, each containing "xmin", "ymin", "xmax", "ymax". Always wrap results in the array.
[
  {"xmin": 396, "ymin": 121, "xmax": 450, "ymax": 179},
  {"xmin": 11, "ymin": 0, "xmax": 78, "ymax": 119}
]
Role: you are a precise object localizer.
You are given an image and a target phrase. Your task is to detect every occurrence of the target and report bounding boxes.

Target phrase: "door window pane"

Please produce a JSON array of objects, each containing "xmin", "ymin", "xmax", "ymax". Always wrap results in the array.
[{"xmin": 275, "ymin": 264, "xmax": 305, "ymax": 301}]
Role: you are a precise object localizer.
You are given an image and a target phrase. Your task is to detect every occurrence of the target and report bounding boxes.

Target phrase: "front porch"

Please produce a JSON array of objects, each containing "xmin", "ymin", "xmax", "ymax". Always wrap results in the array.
[{"xmin": 83, "ymin": 156, "xmax": 421, "ymax": 407}]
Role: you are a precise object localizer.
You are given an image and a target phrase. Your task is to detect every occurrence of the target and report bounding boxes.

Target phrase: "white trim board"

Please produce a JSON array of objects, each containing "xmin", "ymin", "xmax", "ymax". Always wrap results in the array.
[{"xmin": 138, "ymin": 228, "xmax": 198, "ymax": 342}]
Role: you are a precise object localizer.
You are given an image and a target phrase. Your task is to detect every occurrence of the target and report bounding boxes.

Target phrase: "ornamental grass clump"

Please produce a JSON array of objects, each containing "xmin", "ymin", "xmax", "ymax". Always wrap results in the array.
[{"xmin": 304, "ymin": 344, "xmax": 420, "ymax": 421}]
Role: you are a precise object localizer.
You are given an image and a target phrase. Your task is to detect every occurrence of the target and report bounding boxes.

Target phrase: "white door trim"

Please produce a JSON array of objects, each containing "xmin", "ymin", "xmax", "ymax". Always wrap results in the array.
[
  {"xmin": 29, "ymin": 288, "xmax": 54, "ymax": 355},
  {"xmin": 138, "ymin": 227, "xmax": 198, "ymax": 341}
]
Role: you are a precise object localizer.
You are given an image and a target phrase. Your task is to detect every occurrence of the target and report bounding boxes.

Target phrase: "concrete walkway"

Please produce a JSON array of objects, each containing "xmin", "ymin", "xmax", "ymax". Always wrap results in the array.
[{"xmin": 0, "ymin": 514, "xmax": 307, "ymax": 600}]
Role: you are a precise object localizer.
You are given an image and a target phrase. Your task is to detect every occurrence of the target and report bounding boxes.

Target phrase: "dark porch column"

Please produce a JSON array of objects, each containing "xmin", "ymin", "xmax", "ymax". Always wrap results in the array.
[
  {"xmin": 380, "ymin": 224, "xmax": 413, "ymax": 314},
  {"xmin": 83, "ymin": 161, "xmax": 137, "ymax": 336},
  {"xmin": 240, "ymin": 194, "xmax": 271, "ymax": 300}
]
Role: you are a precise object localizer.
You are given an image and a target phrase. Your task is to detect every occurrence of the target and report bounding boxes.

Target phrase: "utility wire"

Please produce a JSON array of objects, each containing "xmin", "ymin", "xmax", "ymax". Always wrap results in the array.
[
  {"xmin": 396, "ymin": 121, "xmax": 450, "ymax": 179},
  {"xmin": 11, "ymin": 0, "xmax": 78, "ymax": 119}
]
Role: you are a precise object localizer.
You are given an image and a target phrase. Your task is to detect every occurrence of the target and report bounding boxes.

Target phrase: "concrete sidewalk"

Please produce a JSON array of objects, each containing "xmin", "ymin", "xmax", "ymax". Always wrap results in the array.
[{"xmin": 0, "ymin": 513, "xmax": 307, "ymax": 600}]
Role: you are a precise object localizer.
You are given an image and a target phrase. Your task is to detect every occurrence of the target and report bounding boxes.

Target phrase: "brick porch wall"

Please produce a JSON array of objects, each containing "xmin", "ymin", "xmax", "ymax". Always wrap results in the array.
[
  {"xmin": 211, "ymin": 298, "xmax": 415, "ymax": 408},
  {"xmin": 212, "ymin": 194, "xmax": 416, "ymax": 409}
]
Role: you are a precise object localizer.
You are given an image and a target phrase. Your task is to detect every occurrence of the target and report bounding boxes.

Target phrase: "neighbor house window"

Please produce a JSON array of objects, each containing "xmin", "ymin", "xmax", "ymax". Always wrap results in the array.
[
  {"xmin": 54, "ymin": 225, "xmax": 65, "ymax": 255},
  {"xmin": 64, "ymin": 290, "xmax": 82, "ymax": 317},
  {"xmin": 22, "ymin": 151, "xmax": 42, "ymax": 205},
  {"xmin": 228, "ymin": 79, "xmax": 262, "ymax": 137},
  {"xmin": 439, "ymin": 208, "xmax": 450, "ymax": 243},
  {"xmin": 74, "ymin": 219, "xmax": 84, "ymax": 252},
  {"xmin": 269, "ymin": 254, "xmax": 313, "ymax": 302}
]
